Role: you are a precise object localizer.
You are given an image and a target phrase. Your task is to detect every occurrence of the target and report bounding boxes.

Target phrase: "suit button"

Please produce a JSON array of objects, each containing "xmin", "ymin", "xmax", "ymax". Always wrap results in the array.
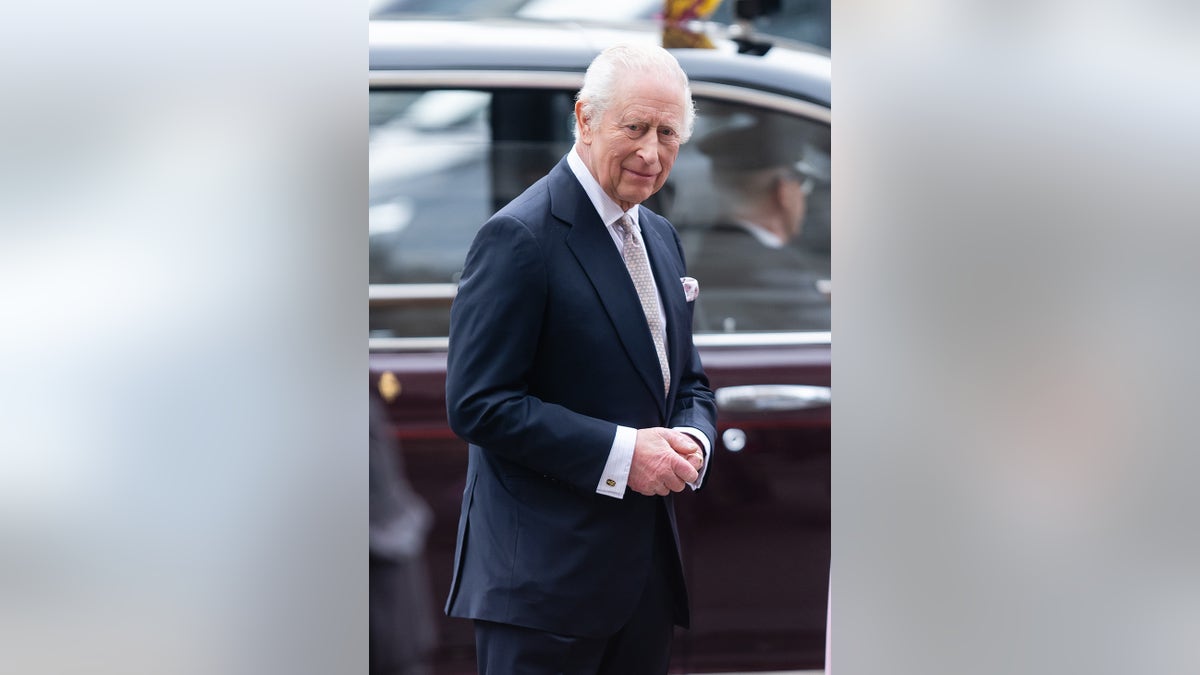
[{"xmin": 605, "ymin": 479, "xmax": 616, "ymax": 487}]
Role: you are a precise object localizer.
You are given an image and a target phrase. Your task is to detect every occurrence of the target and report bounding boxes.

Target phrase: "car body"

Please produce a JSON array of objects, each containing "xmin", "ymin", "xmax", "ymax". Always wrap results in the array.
[
  {"xmin": 369, "ymin": 0, "xmax": 832, "ymax": 49},
  {"xmin": 370, "ymin": 17, "xmax": 830, "ymax": 673}
]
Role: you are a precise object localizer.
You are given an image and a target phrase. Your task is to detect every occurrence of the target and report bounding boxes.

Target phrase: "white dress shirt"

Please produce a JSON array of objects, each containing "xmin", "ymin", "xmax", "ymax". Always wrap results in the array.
[
  {"xmin": 565, "ymin": 149, "xmax": 712, "ymax": 499},
  {"xmin": 733, "ymin": 219, "xmax": 787, "ymax": 249}
]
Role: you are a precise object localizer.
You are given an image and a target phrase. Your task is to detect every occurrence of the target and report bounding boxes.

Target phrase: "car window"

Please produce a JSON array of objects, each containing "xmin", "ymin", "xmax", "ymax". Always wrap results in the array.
[
  {"xmin": 677, "ymin": 105, "xmax": 830, "ymax": 333},
  {"xmin": 369, "ymin": 86, "xmax": 829, "ymax": 338}
]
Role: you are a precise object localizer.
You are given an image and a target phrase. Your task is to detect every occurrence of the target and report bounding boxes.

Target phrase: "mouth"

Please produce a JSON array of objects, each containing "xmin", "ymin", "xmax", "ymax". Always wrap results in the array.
[{"xmin": 623, "ymin": 167, "xmax": 657, "ymax": 180}]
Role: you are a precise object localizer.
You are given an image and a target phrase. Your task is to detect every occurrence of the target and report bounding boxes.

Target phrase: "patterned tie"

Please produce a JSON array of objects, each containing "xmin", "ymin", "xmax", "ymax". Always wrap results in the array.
[{"xmin": 615, "ymin": 215, "xmax": 670, "ymax": 395}]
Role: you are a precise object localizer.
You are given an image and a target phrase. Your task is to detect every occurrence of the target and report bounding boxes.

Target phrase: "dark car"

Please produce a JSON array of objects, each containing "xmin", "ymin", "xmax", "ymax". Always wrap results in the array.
[
  {"xmin": 369, "ymin": 0, "xmax": 832, "ymax": 49},
  {"xmin": 370, "ymin": 17, "xmax": 830, "ymax": 674}
]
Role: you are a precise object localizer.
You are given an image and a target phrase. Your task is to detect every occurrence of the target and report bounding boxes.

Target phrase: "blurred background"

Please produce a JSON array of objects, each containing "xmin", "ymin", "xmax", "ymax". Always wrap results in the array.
[{"xmin": 370, "ymin": 0, "xmax": 831, "ymax": 49}]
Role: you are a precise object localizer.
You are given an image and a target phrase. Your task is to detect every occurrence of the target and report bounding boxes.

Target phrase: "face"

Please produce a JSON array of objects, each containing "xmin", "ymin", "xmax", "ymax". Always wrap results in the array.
[
  {"xmin": 780, "ymin": 170, "xmax": 810, "ymax": 240},
  {"xmin": 576, "ymin": 75, "xmax": 686, "ymax": 211}
]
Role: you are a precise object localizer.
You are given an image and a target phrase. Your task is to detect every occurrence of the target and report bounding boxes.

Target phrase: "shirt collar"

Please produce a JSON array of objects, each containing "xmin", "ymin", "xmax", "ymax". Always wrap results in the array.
[
  {"xmin": 734, "ymin": 219, "xmax": 787, "ymax": 249},
  {"xmin": 567, "ymin": 147, "xmax": 639, "ymax": 229}
]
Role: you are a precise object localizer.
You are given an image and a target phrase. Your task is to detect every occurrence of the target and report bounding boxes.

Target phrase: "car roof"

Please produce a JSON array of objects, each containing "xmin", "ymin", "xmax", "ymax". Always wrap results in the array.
[{"xmin": 369, "ymin": 18, "xmax": 830, "ymax": 108}]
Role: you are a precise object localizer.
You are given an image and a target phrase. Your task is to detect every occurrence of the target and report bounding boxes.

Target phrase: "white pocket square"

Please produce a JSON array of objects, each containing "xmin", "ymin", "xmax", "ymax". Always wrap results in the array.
[{"xmin": 681, "ymin": 276, "xmax": 700, "ymax": 302}]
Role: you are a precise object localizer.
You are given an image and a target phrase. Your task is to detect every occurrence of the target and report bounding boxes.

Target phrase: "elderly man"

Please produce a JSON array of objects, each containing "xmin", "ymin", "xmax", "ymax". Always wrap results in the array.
[
  {"xmin": 691, "ymin": 116, "xmax": 831, "ymax": 332},
  {"xmin": 444, "ymin": 43, "xmax": 718, "ymax": 675}
]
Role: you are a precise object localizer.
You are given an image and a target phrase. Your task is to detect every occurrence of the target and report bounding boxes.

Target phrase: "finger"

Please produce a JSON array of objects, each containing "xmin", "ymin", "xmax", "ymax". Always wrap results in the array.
[
  {"xmin": 672, "ymin": 455, "xmax": 699, "ymax": 484},
  {"xmin": 656, "ymin": 483, "xmax": 669, "ymax": 496},
  {"xmin": 663, "ymin": 473, "xmax": 685, "ymax": 493},
  {"xmin": 664, "ymin": 429, "xmax": 700, "ymax": 455},
  {"xmin": 686, "ymin": 452, "xmax": 703, "ymax": 471}
]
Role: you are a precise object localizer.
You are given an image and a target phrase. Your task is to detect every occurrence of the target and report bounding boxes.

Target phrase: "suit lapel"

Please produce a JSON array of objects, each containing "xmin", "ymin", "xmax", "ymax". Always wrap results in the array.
[{"xmin": 551, "ymin": 161, "xmax": 668, "ymax": 414}]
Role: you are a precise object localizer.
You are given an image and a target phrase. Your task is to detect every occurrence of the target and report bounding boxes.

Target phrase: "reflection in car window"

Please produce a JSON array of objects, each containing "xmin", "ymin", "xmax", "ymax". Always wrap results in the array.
[
  {"xmin": 368, "ymin": 88, "xmax": 829, "ymax": 338},
  {"xmin": 370, "ymin": 89, "xmax": 495, "ymax": 287},
  {"xmin": 681, "ymin": 107, "xmax": 830, "ymax": 333}
]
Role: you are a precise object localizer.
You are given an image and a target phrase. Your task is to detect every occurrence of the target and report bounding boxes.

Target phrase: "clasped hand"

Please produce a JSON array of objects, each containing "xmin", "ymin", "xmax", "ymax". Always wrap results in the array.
[{"xmin": 628, "ymin": 427, "xmax": 705, "ymax": 497}]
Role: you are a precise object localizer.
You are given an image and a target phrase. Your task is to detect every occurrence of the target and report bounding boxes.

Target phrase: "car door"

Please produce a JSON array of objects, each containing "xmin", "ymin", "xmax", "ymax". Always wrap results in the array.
[
  {"xmin": 669, "ymin": 90, "xmax": 831, "ymax": 673},
  {"xmin": 369, "ymin": 72, "xmax": 829, "ymax": 673}
]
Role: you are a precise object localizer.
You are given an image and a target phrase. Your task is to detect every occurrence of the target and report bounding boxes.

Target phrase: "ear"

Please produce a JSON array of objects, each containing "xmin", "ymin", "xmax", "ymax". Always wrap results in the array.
[{"xmin": 574, "ymin": 100, "xmax": 592, "ymax": 144}]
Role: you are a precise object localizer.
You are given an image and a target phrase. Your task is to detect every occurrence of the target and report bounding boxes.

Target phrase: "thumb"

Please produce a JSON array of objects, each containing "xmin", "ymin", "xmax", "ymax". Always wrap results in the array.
[{"xmin": 663, "ymin": 428, "xmax": 700, "ymax": 455}]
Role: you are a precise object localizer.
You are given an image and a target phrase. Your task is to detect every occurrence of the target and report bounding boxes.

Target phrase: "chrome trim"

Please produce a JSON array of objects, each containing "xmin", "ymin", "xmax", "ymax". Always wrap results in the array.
[
  {"xmin": 689, "ymin": 81, "xmax": 830, "ymax": 122},
  {"xmin": 369, "ymin": 283, "xmax": 457, "ymax": 301},
  {"xmin": 695, "ymin": 332, "xmax": 831, "ymax": 347},
  {"xmin": 716, "ymin": 384, "xmax": 832, "ymax": 412},
  {"xmin": 369, "ymin": 331, "xmax": 830, "ymax": 353},
  {"xmin": 370, "ymin": 70, "xmax": 583, "ymax": 90},
  {"xmin": 369, "ymin": 337, "xmax": 450, "ymax": 352},
  {"xmin": 369, "ymin": 71, "xmax": 829, "ymax": 122}
]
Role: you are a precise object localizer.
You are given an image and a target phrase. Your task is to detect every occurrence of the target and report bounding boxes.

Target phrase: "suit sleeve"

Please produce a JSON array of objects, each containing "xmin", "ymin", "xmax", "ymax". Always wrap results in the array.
[{"xmin": 446, "ymin": 215, "xmax": 617, "ymax": 492}]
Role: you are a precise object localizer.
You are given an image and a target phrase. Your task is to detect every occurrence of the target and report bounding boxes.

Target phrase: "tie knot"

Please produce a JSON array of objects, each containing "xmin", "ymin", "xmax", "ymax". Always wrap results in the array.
[{"xmin": 615, "ymin": 215, "xmax": 634, "ymax": 240}]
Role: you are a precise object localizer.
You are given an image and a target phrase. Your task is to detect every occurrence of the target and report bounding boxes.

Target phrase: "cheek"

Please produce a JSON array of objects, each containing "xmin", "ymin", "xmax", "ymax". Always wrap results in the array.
[
  {"xmin": 659, "ymin": 148, "xmax": 679, "ymax": 172},
  {"xmin": 608, "ymin": 137, "xmax": 633, "ymax": 159}
]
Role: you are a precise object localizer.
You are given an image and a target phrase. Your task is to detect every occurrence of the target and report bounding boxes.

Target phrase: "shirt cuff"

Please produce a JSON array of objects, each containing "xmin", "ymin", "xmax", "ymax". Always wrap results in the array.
[
  {"xmin": 595, "ymin": 425, "xmax": 637, "ymax": 499},
  {"xmin": 673, "ymin": 426, "xmax": 711, "ymax": 490}
]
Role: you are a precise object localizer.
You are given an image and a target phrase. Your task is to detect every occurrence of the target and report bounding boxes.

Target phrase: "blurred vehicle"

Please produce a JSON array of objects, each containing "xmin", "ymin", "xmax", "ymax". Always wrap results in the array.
[
  {"xmin": 369, "ymin": 0, "xmax": 831, "ymax": 49},
  {"xmin": 370, "ymin": 16, "xmax": 830, "ymax": 674}
]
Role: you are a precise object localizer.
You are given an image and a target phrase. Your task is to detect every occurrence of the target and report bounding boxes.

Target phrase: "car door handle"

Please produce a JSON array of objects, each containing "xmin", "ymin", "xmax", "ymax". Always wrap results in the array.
[{"xmin": 714, "ymin": 384, "xmax": 831, "ymax": 412}]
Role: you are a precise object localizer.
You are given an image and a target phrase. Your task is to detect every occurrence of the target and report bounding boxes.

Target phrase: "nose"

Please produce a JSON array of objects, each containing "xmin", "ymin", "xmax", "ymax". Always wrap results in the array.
[{"xmin": 635, "ymin": 132, "xmax": 659, "ymax": 165}]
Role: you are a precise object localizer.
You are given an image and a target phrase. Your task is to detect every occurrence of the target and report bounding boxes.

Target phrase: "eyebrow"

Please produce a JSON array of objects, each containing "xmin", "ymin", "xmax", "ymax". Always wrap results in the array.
[{"xmin": 619, "ymin": 115, "xmax": 679, "ymax": 131}]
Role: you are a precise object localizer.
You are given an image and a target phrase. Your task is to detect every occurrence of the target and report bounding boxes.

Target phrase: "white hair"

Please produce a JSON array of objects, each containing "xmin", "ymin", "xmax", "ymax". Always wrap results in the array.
[{"xmin": 573, "ymin": 43, "xmax": 696, "ymax": 143}]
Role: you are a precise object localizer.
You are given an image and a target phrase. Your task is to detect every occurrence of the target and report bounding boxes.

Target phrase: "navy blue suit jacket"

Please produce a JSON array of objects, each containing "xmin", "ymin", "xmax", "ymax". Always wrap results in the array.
[{"xmin": 444, "ymin": 156, "xmax": 717, "ymax": 638}]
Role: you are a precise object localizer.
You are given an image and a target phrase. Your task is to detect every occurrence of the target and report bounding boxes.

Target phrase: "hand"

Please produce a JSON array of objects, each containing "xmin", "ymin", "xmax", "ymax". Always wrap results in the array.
[
  {"xmin": 628, "ymin": 427, "xmax": 701, "ymax": 497},
  {"xmin": 654, "ymin": 427, "xmax": 705, "ymax": 472},
  {"xmin": 665, "ymin": 429, "xmax": 705, "ymax": 473}
]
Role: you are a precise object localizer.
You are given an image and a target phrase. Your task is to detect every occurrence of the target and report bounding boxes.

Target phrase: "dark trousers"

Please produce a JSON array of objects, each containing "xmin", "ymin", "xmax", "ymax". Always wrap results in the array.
[{"xmin": 474, "ymin": 513, "xmax": 680, "ymax": 675}]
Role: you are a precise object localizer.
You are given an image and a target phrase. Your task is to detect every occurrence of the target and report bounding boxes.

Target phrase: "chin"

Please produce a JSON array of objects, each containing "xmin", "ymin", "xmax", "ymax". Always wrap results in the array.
[{"xmin": 621, "ymin": 190, "xmax": 653, "ymax": 205}]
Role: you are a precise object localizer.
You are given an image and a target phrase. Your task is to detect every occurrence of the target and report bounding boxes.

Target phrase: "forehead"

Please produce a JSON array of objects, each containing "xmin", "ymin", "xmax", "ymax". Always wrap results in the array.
[{"xmin": 607, "ymin": 75, "xmax": 686, "ymax": 121}]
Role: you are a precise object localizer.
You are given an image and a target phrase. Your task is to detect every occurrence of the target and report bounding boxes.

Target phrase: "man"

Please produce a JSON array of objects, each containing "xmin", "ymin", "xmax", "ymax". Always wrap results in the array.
[
  {"xmin": 444, "ymin": 44, "xmax": 718, "ymax": 675},
  {"xmin": 690, "ymin": 117, "xmax": 831, "ymax": 332}
]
